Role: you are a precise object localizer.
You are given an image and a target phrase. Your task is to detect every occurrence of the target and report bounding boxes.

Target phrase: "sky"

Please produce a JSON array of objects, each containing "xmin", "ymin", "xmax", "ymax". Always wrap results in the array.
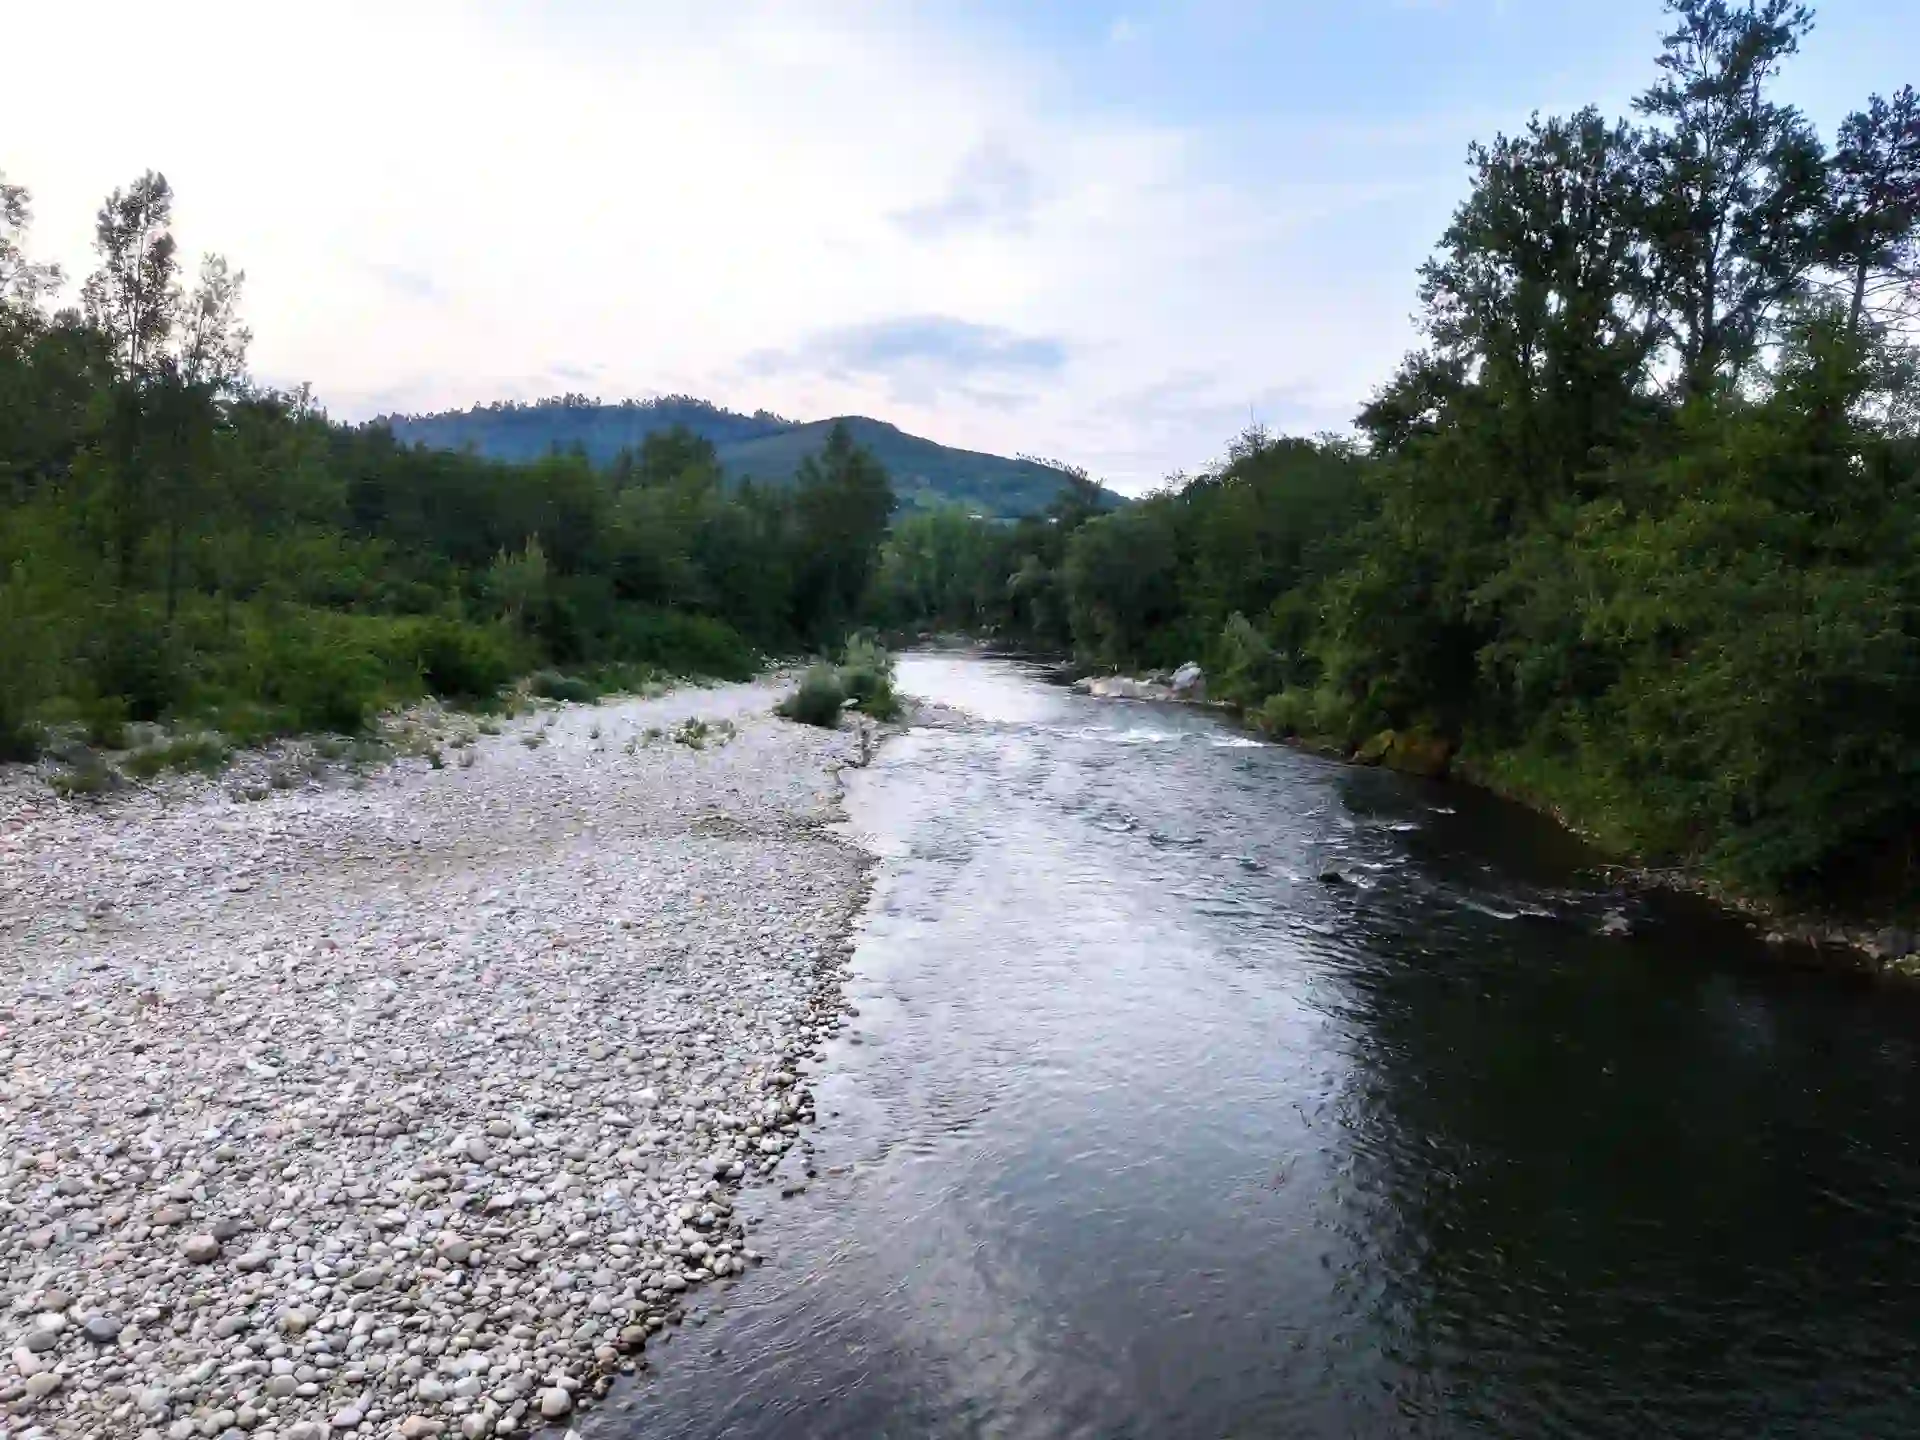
[{"xmin": 7, "ymin": 0, "xmax": 1917, "ymax": 494}]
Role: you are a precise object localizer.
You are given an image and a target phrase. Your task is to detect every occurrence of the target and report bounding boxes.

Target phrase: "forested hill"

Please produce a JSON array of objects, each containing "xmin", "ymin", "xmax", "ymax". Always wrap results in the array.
[{"xmin": 381, "ymin": 398, "xmax": 1114, "ymax": 518}]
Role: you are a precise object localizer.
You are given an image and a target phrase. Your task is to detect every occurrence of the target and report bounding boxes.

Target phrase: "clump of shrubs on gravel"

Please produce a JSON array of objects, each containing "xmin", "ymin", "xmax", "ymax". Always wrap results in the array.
[{"xmin": 777, "ymin": 638, "xmax": 902, "ymax": 729}]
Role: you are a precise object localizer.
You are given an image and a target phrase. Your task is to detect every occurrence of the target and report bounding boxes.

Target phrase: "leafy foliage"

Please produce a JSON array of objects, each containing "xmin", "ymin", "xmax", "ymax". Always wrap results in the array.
[
  {"xmin": 776, "ymin": 666, "xmax": 848, "ymax": 729},
  {"xmin": 870, "ymin": 2, "xmax": 1920, "ymax": 911},
  {"xmin": 0, "ymin": 175, "xmax": 898, "ymax": 759}
]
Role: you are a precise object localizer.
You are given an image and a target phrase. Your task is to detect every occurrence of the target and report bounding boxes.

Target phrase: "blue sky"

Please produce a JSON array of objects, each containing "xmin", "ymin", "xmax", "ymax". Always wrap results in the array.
[{"xmin": 8, "ymin": 0, "xmax": 1916, "ymax": 492}]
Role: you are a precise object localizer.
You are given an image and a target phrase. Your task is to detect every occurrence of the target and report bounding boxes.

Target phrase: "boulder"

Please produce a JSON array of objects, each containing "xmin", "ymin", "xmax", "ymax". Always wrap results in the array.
[
  {"xmin": 1353, "ymin": 728, "xmax": 1453, "ymax": 778},
  {"xmin": 1170, "ymin": 662, "xmax": 1206, "ymax": 701}
]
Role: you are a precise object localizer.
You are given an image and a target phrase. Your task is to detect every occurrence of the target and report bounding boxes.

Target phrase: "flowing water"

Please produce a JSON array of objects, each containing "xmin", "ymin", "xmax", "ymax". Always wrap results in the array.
[{"xmin": 601, "ymin": 651, "xmax": 1920, "ymax": 1438}]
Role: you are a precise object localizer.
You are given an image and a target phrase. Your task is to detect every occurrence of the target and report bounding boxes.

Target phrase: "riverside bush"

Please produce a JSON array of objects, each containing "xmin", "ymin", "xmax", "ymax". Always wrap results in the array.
[
  {"xmin": 777, "ymin": 666, "xmax": 847, "ymax": 728},
  {"xmin": 838, "ymin": 636, "xmax": 902, "ymax": 720}
]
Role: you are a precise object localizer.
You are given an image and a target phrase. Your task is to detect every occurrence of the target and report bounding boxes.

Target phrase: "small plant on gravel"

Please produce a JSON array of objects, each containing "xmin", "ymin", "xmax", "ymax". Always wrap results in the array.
[
  {"xmin": 671, "ymin": 717, "xmax": 734, "ymax": 750},
  {"xmin": 426, "ymin": 747, "xmax": 446, "ymax": 769},
  {"xmin": 530, "ymin": 669, "xmax": 598, "ymax": 704},
  {"xmin": 589, "ymin": 722, "xmax": 602, "ymax": 740},
  {"xmin": 776, "ymin": 665, "xmax": 848, "ymax": 728},
  {"xmin": 123, "ymin": 733, "xmax": 231, "ymax": 779},
  {"xmin": 49, "ymin": 750, "xmax": 123, "ymax": 799},
  {"xmin": 521, "ymin": 731, "xmax": 546, "ymax": 750},
  {"xmin": 477, "ymin": 718, "xmax": 502, "ymax": 736},
  {"xmin": 644, "ymin": 726, "xmax": 664, "ymax": 744},
  {"xmin": 268, "ymin": 763, "xmax": 301, "ymax": 790}
]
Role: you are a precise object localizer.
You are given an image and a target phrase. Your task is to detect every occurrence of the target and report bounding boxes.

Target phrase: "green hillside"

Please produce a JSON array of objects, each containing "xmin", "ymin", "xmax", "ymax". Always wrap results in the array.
[
  {"xmin": 717, "ymin": 416, "xmax": 1097, "ymax": 517},
  {"xmin": 381, "ymin": 399, "xmax": 1119, "ymax": 518}
]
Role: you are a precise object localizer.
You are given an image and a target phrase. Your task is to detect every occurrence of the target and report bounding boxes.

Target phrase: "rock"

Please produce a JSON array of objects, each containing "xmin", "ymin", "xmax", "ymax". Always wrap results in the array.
[
  {"xmin": 1354, "ymin": 728, "xmax": 1453, "ymax": 778},
  {"xmin": 1598, "ymin": 910, "xmax": 1633, "ymax": 938},
  {"xmin": 416, "ymin": 1377, "xmax": 448, "ymax": 1403},
  {"xmin": 539, "ymin": 1387, "xmax": 573, "ymax": 1419},
  {"xmin": 24, "ymin": 1370, "xmax": 62, "ymax": 1400},
  {"xmin": 22, "ymin": 1327, "xmax": 58, "ymax": 1354},
  {"xmin": 1317, "ymin": 870, "xmax": 1348, "ymax": 886},
  {"xmin": 82, "ymin": 1313, "xmax": 122, "ymax": 1344},
  {"xmin": 1084, "ymin": 676, "xmax": 1167, "ymax": 701},
  {"xmin": 330, "ymin": 1403, "xmax": 364, "ymax": 1429},
  {"xmin": 1169, "ymin": 662, "xmax": 1206, "ymax": 700},
  {"xmin": 399, "ymin": 1418, "xmax": 444, "ymax": 1439},
  {"xmin": 1869, "ymin": 927, "xmax": 1914, "ymax": 959},
  {"xmin": 183, "ymin": 1233, "xmax": 222, "ymax": 1263}
]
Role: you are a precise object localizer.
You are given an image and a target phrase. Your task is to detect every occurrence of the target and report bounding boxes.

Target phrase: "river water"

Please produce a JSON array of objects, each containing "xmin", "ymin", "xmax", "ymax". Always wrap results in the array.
[{"xmin": 602, "ymin": 651, "xmax": 1920, "ymax": 1438}]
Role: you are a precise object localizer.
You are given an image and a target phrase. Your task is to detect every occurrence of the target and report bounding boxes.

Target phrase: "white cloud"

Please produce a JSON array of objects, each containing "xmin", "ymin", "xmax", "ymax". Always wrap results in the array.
[{"xmin": 2, "ymin": 0, "xmax": 1426, "ymax": 492}]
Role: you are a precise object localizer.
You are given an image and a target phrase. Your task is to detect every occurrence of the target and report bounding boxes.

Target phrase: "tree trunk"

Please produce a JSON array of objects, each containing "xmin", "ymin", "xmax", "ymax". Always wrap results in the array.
[{"xmin": 1849, "ymin": 255, "xmax": 1871, "ymax": 341}]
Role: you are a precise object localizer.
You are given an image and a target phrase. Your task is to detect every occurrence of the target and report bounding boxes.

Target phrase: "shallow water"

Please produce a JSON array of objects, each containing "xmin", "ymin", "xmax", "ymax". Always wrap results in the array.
[{"xmin": 601, "ymin": 651, "xmax": 1920, "ymax": 1438}]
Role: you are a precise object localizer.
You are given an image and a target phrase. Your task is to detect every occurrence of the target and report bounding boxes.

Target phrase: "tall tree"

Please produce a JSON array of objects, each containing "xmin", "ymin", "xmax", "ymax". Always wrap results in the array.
[
  {"xmin": 177, "ymin": 253, "xmax": 251, "ymax": 391},
  {"xmin": 1418, "ymin": 107, "xmax": 1653, "ymax": 502},
  {"xmin": 1635, "ymin": 0, "xmax": 1827, "ymax": 395},
  {"xmin": 1828, "ymin": 86, "xmax": 1920, "ymax": 338},
  {"xmin": 0, "ymin": 174, "xmax": 63, "ymax": 314},
  {"xmin": 791, "ymin": 422, "xmax": 894, "ymax": 643},
  {"xmin": 80, "ymin": 171, "xmax": 179, "ymax": 382}
]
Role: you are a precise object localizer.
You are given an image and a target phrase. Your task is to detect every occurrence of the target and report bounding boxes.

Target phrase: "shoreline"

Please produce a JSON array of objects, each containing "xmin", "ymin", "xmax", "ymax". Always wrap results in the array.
[
  {"xmin": 0, "ymin": 680, "xmax": 885, "ymax": 1438},
  {"xmin": 1055, "ymin": 666, "xmax": 1918, "ymax": 981}
]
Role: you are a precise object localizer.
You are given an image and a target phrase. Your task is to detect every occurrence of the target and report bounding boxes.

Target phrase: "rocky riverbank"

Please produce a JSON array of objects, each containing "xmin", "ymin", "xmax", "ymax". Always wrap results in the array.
[{"xmin": 0, "ymin": 681, "xmax": 879, "ymax": 1439}]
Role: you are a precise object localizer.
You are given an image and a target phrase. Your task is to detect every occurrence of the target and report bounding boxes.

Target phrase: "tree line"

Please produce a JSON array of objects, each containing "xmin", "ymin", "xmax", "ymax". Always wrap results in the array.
[
  {"xmin": 0, "ymin": 172, "xmax": 895, "ymax": 755},
  {"xmin": 874, "ymin": 0, "xmax": 1920, "ymax": 907}
]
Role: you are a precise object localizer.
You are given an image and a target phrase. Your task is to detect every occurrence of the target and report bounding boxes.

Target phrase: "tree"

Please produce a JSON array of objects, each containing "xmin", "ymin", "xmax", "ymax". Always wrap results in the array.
[
  {"xmin": 177, "ymin": 253, "xmax": 251, "ymax": 391},
  {"xmin": 1418, "ymin": 108, "xmax": 1654, "ymax": 503},
  {"xmin": 0, "ymin": 174, "xmax": 63, "ymax": 315},
  {"xmin": 790, "ymin": 422, "xmax": 894, "ymax": 643},
  {"xmin": 1828, "ymin": 86, "xmax": 1920, "ymax": 338},
  {"xmin": 81, "ymin": 172, "xmax": 179, "ymax": 383},
  {"xmin": 1635, "ymin": 0, "xmax": 1827, "ymax": 395}
]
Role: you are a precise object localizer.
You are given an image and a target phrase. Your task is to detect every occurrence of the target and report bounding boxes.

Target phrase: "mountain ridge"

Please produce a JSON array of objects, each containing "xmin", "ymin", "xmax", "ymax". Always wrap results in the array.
[{"xmin": 378, "ymin": 396, "xmax": 1116, "ymax": 518}]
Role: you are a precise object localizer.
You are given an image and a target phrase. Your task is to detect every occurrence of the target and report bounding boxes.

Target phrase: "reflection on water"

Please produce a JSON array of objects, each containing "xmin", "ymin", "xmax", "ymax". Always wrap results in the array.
[{"xmin": 599, "ymin": 651, "xmax": 1920, "ymax": 1439}]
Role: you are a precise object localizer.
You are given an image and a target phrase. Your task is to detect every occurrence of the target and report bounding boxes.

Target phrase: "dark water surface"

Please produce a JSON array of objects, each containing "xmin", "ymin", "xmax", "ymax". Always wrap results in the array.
[{"xmin": 603, "ymin": 652, "xmax": 1920, "ymax": 1438}]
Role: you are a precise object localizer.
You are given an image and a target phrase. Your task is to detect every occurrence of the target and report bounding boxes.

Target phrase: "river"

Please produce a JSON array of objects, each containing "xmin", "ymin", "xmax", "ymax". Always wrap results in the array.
[{"xmin": 598, "ymin": 650, "xmax": 1920, "ymax": 1438}]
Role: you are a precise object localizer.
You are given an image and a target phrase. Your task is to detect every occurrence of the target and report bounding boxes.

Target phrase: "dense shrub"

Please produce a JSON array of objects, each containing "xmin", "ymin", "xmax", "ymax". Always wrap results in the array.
[
  {"xmin": 529, "ymin": 669, "xmax": 598, "ymax": 704},
  {"xmin": 838, "ymin": 636, "xmax": 902, "ymax": 720},
  {"xmin": 609, "ymin": 608, "xmax": 758, "ymax": 680},
  {"xmin": 776, "ymin": 665, "xmax": 847, "ymax": 728},
  {"xmin": 408, "ymin": 619, "xmax": 517, "ymax": 701}
]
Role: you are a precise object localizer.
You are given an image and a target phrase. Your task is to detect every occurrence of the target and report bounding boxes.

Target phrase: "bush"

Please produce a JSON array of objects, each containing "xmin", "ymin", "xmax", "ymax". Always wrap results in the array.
[
  {"xmin": 87, "ymin": 607, "xmax": 178, "ymax": 724},
  {"xmin": 609, "ymin": 608, "xmax": 758, "ymax": 680},
  {"xmin": 777, "ymin": 665, "xmax": 847, "ymax": 728},
  {"xmin": 409, "ymin": 619, "xmax": 517, "ymax": 701},
  {"xmin": 123, "ymin": 733, "xmax": 231, "ymax": 780},
  {"xmin": 251, "ymin": 616, "xmax": 387, "ymax": 734},
  {"xmin": 529, "ymin": 670, "xmax": 598, "ymax": 704},
  {"xmin": 838, "ymin": 636, "xmax": 902, "ymax": 720}
]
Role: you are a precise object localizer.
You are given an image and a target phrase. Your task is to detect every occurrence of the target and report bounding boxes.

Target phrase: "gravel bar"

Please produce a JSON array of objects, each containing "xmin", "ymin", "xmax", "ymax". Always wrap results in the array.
[{"xmin": 0, "ymin": 682, "xmax": 876, "ymax": 1439}]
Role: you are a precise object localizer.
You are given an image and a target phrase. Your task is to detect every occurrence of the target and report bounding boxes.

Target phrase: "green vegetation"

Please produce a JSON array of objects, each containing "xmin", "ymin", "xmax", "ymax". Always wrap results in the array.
[
  {"xmin": 778, "ymin": 667, "xmax": 850, "ymax": 729},
  {"xmin": 776, "ymin": 637, "xmax": 904, "ymax": 729},
  {"xmin": 387, "ymin": 402, "xmax": 1124, "ymax": 520},
  {"xmin": 876, "ymin": 1, "xmax": 1920, "ymax": 912},
  {"xmin": 0, "ymin": 173, "xmax": 897, "ymax": 763}
]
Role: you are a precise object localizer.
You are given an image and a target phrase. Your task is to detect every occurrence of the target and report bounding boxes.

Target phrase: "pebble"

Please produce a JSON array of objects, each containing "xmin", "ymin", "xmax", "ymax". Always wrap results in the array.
[{"xmin": 0, "ymin": 681, "xmax": 874, "ymax": 1438}]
